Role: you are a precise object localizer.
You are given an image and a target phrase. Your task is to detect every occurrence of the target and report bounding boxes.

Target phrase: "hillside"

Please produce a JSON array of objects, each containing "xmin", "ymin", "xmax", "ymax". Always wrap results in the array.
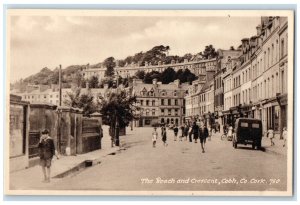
[{"xmin": 12, "ymin": 44, "xmax": 220, "ymax": 90}]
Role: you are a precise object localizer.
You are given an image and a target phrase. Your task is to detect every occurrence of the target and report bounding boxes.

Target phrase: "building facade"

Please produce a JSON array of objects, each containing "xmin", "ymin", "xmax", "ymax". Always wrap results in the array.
[
  {"xmin": 221, "ymin": 16, "xmax": 288, "ymax": 134},
  {"xmin": 184, "ymin": 70, "xmax": 215, "ymax": 124},
  {"xmin": 82, "ymin": 58, "xmax": 217, "ymax": 80},
  {"xmin": 12, "ymin": 84, "xmax": 109, "ymax": 107},
  {"xmin": 132, "ymin": 79, "xmax": 189, "ymax": 127},
  {"xmin": 215, "ymin": 49, "xmax": 242, "ymax": 126}
]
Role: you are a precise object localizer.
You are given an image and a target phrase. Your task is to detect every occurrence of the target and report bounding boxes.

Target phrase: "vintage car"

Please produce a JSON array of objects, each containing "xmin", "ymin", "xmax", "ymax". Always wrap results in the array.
[{"xmin": 232, "ymin": 118, "xmax": 263, "ymax": 150}]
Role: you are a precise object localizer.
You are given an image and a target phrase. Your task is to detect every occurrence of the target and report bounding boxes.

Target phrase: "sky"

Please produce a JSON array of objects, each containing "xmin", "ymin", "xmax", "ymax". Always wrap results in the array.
[{"xmin": 9, "ymin": 15, "xmax": 261, "ymax": 82}]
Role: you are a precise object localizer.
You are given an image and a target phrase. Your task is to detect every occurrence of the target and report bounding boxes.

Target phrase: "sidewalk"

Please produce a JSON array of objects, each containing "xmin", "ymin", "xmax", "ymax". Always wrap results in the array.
[
  {"xmin": 9, "ymin": 126, "xmax": 119, "ymax": 190},
  {"xmin": 214, "ymin": 130, "xmax": 287, "ymax": 156},
  {"xmin": 261, "ymin": 133, "xmax": 287, "ymax": 156}
]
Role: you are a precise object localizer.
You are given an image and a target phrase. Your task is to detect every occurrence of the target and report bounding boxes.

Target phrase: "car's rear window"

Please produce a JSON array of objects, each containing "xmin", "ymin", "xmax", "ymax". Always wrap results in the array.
[
  {"xmin": 240, "ymin": 122, "xmax": 248, "ymax": 127},
  {"xmin": 252, "ymin": 123, "xmax": 260, "ymax": 128}
]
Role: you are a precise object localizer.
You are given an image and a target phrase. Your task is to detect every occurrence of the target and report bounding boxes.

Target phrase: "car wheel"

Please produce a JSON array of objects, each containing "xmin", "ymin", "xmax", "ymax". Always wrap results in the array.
[{"xmin": 252, "ymin": 143, "xmax": 255, "ymax": 149}]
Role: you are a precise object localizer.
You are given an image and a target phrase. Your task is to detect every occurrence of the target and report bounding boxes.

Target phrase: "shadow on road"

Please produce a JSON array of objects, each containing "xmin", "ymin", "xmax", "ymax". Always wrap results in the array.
[{"xmin": 235, "ymin": 146, "xmax": 266, "ymax": 152}]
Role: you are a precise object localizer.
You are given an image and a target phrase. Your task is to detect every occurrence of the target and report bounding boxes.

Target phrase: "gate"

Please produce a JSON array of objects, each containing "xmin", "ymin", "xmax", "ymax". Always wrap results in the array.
[
  {"xmin": 81, "ymin": 118, "xmax": 101, "ymax": 153},
  {"xmin": 28, "ymin": 131, "xmax": 40, "ymax": 158}
]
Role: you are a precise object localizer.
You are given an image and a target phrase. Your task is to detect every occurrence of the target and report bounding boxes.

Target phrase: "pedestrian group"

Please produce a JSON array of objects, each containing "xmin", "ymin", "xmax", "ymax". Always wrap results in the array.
[{"xmin": 152, "ymin": 120, "xmax": 210, "ymax": 153}]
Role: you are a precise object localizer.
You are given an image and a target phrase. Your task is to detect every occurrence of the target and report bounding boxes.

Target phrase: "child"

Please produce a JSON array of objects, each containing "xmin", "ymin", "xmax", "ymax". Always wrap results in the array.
[
  {"xmin": 152, "ymin": 127, "xmax": 158, "ymax": 148},
  {"xmin": 38, "ymin": 129, "xmax": 59, "ymax": 183},
  {"xmin": 267, "ymin": 128, "xmax": 275, "ymax": 146},
  {"xmin": 282, "ymin": 127, "xmax": 287, "ymax": 147}
]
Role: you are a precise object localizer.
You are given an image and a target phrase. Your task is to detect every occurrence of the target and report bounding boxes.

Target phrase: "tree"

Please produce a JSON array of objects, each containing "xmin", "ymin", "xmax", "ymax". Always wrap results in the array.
[
  {"xmin": 88, "ymin": 76, "xmax": 99, "ymax": 88},
  {"xmin": 118, "ymin": 59, "xmax": 126, "ymax": 67},
  {"xmin": 143, "ymin": 71, "xmax": 160, "ymax": 84},
  {"xmin": 160, "ymin": 67, "xmax": 176, "ymax": 84},
  {"xmin": 230, "ymin": 46, "xmax": 235, "ymax": 50},
  {"xmin": 64, "ymin": 88, "xmax": 98, "ymax": 115},
  {"xmin": 135, "ymin": 70, "xmax": 145, "ymax": 80},
  {"xmin": 201, "ymin": 45, "xmax": 218, "ymax": 59},
  {"xmin": 183, "ymin": 53, "xmax": 193, "ymax": 61},
  {"xmin": 99, "ymin": 90, "xmax": 138, "ymax": 146},
  {"xmin": 104, "ymin": 57, "xmax": 116, "ymax": 77},
  {"xmin": 72, "ymin": 71, "xmax": 84, "ymax": 87}
]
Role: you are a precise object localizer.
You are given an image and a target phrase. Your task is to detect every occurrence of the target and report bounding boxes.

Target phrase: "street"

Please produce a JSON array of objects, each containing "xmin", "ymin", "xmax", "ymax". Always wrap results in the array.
[{"xmin": 42, "ymin": 126, "xmax": 287, "ymax": 191}]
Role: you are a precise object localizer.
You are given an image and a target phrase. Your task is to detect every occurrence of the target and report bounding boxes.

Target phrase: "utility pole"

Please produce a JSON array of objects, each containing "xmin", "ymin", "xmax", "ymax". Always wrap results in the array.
[
  {"xmin": 59, "ymin": 64, "xmax": 62, "ymax": 106},
  {"xmin": 115, "ymin": 70, "xmax": 120, "ymax": 146}
]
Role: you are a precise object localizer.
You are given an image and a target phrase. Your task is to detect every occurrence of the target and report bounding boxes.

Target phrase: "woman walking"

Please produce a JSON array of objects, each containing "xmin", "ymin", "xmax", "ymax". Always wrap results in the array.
[{"xmin": 152, "ymin": 127, "xmax": 158, "ymax": 148}]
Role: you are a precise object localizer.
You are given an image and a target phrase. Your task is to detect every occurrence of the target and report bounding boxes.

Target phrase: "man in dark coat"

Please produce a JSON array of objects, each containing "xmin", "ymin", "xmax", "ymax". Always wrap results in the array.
[
  {"xmin": 199, "ymin": 124, "xmax": 209, "ymax": 153},
  {"xmin": 192, "ymin": 121, "xmax": 199, "ymax": 143},
  {"xmin": 38, "ymin": 129, "xmax": 59, "ymax": 182}
]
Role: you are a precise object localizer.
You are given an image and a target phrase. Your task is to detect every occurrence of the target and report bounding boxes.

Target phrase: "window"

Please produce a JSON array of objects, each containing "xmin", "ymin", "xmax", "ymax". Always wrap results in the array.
[
  {"xmin": 146, "ymin": 100, "xmax": 149, "ymax": 106},
  {"xmin": 175, "ymin": 99, "xmax": 178, "ymax": 105},
  {"xmin": 152, "ymin": 109, "xmax": 155, "ymax": 116},
  {"xmin": 140, "ymin": 100, "xmax": 143, "ymax": 106},
  {"xmin": 175, "ymin": 109, "xmax": 178, "ymax": 116},
  {"xmin": 271, "ymin": 44, "xmax": 274, "ymax": 65},
  {"xmin": 161, "ymin": 109, "xmax": 165, "ymax": 115},
  {"xmin": 152, "ymin": 100, "xmax": 155, "ymax": 106},
  {"xmin": 168, "ymin": 109, "xmax": 171, "ymax": 116},
  {"xmin": 281, "ymin": 39, "xmax": 285, "ymax": 58},
  {"xmin": 174, "ymin": 91, "xmax": 177, "ymax": 96},
  {"xmin": 241, "ymin": 122, "xmax": 249, "ymax": 127},
  {"xmin": 252, "ymin": 123, "xmax": 260, "ymax": 128},
  {"xmin": 161, "ymin": 99, "xmax": 164, "ymax": 105},
  {"xmin": 168, "ymin": 99, "xmax": 171, "ymax": 106}
]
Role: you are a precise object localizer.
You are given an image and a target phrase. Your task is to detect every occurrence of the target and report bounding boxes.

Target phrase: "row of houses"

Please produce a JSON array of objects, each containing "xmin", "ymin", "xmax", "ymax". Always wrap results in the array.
[
  {"xmin": 82, "ymin": 57, "xmax": 217, "ymax": 79},
  {"xmin": 185, "ymin": 16, "xmax": 289, "ymax": 134}
]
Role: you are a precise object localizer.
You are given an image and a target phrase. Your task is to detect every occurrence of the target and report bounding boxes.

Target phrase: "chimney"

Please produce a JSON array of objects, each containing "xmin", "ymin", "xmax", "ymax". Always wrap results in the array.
[{"xmin": 256, "ymin": 25, "xmax": 262, "ymax": 36}]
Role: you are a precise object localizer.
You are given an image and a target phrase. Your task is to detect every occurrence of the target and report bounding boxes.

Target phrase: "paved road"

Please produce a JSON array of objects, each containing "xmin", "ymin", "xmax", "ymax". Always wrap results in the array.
[{"xmin": 45, "ymin": 127, "xmax": 287, "ymax": 191}]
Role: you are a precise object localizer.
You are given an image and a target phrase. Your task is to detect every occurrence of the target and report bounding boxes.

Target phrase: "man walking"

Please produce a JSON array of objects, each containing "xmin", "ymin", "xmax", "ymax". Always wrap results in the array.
[
  {"xmin": 173, "ymin": 124, "xmax": 179, "ymax": 141},
  {"xmin": 184, "ymin": 123, "xmax": 189, "ymax": 141},
  {"xmin": 38, "ymin": 129, "xmax": 59, "ymax": 183},
  {"xmin": 162, "ymin": 126, "xmax": 168, "ymax": 147},
  {"xmin": 188, "ymin": 123, "xmax": 193, "ymax": 142},
  {"xmin": 192, "ymin": 121, "xmax": 199, "ymax": 143},
  {"xmin": 199, "ymin": 124, "xmax": 209, "ymax": 153}
]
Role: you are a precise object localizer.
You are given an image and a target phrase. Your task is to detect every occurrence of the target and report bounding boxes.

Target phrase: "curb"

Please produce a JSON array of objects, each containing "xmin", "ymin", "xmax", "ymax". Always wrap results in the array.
[{"xmin": 52, "ymin": 147, "xmax": 119, "ymax": 179}]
